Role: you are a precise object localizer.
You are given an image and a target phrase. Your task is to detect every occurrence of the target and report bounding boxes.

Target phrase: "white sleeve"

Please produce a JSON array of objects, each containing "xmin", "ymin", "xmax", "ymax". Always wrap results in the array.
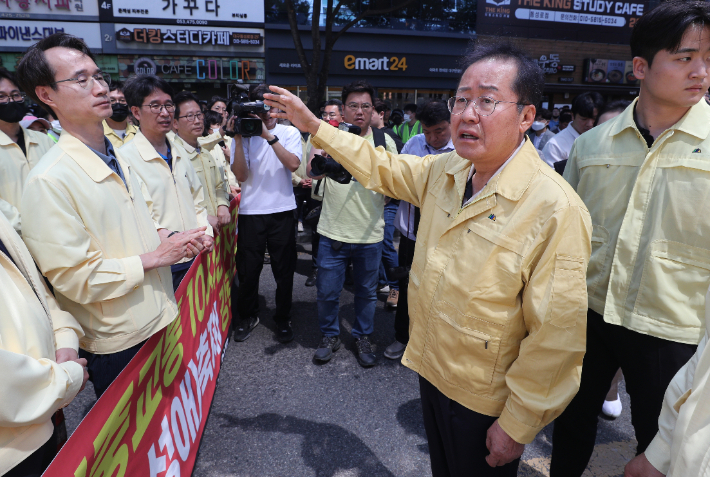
[{"xmin": 283, "ymin": 126, "xmax": 303, "ymax": 163}]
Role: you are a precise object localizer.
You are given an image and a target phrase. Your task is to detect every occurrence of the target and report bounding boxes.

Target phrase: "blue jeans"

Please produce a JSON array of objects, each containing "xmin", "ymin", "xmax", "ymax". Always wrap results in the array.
[
  {"xmin": 317, "ymin": 236, "xmax": 382, "ymax": 338},
  {"xmin": 379, "ymin": 200, "xmax": 400, "ymax": 289}
]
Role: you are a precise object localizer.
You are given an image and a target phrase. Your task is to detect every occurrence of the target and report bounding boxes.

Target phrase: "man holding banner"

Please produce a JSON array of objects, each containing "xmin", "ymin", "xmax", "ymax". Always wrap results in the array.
[{"xmin": 16, "ymin": 33, "xmax": 208, "ymax": 398}]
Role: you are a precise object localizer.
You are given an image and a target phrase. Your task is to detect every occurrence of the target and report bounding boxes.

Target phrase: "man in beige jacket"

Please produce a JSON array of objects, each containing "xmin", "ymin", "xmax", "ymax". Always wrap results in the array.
[
  {"xmin": 16, "ymin": 33, "xmax": 206, "ymax": 398},
  {"xmin": 121, "ymin": 75, "xmax": 214, "ymax": 291},
  {"xmin": 265, "ymin": 41, "xmax": 591, "ymax": 476},
  {"xmin": 0, "ymin": 67, "xmax": 54, "ymax": 234},
  {"xmin": 0, "ymin": 210, "xmax": 88, "ymax": 476}
]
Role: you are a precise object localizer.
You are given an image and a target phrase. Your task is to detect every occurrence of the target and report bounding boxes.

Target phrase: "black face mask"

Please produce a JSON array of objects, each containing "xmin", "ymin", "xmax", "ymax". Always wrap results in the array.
[
  {"xmin": 0, "ymin": 101, "xmax": 27, "ymax": 123},
  {"xmin": 110, "ymin": 103, "xmax": 129, "ymax": 122}
]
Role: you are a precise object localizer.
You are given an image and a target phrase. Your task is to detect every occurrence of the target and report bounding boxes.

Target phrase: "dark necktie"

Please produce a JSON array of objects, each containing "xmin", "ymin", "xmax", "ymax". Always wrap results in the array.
[{"xmin": 462, "ymin": 176, "xmax": 474, "ymax": 206}]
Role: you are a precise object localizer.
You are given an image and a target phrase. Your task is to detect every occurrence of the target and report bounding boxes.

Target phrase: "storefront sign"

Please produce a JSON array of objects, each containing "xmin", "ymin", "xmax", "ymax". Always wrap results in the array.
[
  {"xmin": 558, "ymin": 76, "xmax": 575, "ymax": 82},
  {"xmin": 113, "ymin": 24, "xmax": 264, "ymax": 55},
  {"xmin": 584, "ymin": 58, "xmax": 637, "ymax": 84},
  {"xmin": 0, "ymin": 20, "xmax": 101, "ymax": 49},
  {"xmin": 269, "ymin": 49, "xmax": 462, "ymax": 78},
  {"xmin": 477, "ymin": 0, "xmax": 649, "ymax": 44},
  {"xmin": 43, "ymin": 199, "xmax": 238, "ymax": 477},
  {"xmin": 0, "ymin": 0, "xmax": 98, "ymax": 20},
  {"xmin": 537, "ymin": 55, "xmax": 576, "ymax": 74},
  {"xmin": 100, "ymin": 0, "xmax": 264, "ymax": 25},
  {"xmin": 118, "ymin": 55, "xmax": 265, "ymax": 83}
]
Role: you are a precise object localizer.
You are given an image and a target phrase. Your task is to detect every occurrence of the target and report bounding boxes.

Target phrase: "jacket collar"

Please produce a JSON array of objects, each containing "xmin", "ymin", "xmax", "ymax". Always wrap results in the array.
[
  {"xmin": 0, "ymin": 125, "xmax": 38, "ymax": 148},
  {"xmin": 134, "ymin": 130, "xmax": 183, "ymax": 163},
  {"xmin": 609, "ymin": 97, "xmax": 710, "ymax": 140},
  {"xmin": 57, "ymin": 130, "xmax": 125, "ymax": 183}
]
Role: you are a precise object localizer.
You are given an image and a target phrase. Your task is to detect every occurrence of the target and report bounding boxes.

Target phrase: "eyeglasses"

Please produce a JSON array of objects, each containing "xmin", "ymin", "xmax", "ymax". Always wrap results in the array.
[
  {"xmin": 0, "ymin": 92, "xmax": 26, "ymax": 104},
  {"xmin": 142, "ymin": 103, "xmax": 175, "ymax": 114},
  {"xmin": 447, "ymin": 96, "xmax": 526, "ymax": 117},
  {"xmin": 110, "ymin": 98, "xmax": 127, "ymax": 105},
  {"xmin": 54, "ymin": 72, "xmax": 111, "ymax": 90},
  {"xmin": 346, "ymin": 102, "xmax": 372, "ymax": 112},
  {"xmin": 178, "ymin": 112, "xmax": 204, "ymax": 122}
]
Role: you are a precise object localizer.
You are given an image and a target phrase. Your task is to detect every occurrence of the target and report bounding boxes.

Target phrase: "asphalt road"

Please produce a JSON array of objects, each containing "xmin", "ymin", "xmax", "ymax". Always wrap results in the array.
[{"xmin": 65, "ymin": 230, "xmax": 638, "ymax": 477}]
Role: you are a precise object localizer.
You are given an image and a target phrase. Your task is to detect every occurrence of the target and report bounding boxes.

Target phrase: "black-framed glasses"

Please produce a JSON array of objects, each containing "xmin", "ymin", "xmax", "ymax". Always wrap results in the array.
[
  {"xmin": 447, "ymin": 96, "xmax": 526, "ymax": 117},
  {"xmin": 54, "ymin": 72, "xmax": 111, "ymax": 90},
  {"xmin": 346, "ymin": 102, "xmax": 372, "ymax": 111},
  {"xmin": 142, "ymin": 103, "xmax": 175, "ymax": 114},
  {"xmin": 178, "ymin": 112, "xmax": 204, "ymax": 122},
  {"xmin": 0, "ymin": 92, "xmax": 26, "ymax": 104}
]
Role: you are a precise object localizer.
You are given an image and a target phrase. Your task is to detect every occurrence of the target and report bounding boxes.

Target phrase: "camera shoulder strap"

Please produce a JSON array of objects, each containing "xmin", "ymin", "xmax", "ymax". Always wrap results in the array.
[{"xmin": 372, "ymin": 127, "xmax": 387, "ymax": 149}]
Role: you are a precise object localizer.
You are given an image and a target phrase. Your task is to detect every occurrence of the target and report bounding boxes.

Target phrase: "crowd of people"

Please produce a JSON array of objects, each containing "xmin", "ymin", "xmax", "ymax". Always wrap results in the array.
[{"xmin": 2, "ymin": 1, "xmax": 710, "ymax": 476}]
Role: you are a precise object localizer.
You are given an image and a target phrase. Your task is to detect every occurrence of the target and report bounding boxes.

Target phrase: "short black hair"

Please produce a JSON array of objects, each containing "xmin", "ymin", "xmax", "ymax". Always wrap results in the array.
[
  {"xmin": 373, "ymin": 98, "xmax": 390, "ymax": 114},
  {"xmin": 403, "ymin": 103, "xmax": 417, "ymax": 114},
  {"xmin": 460, "ymin": 38, "xmax": 544, "ymax": 111},
  {"xmin": 341, "ymin": 80, "xmax": 375, "ymax": 105},
  {"xmin": 571, "ymin": 92, "xmax": 604, "ymax": 118},
  {"xmin": 537, "ymin": 108, "xmax": 553, "ymax": 121},
  {"xmin": 203, "ymin": 110, "xmax": 222, "ymax": 134},
  {"xmin": 250, "ymin": 84, "xmax": 270, "ymax": 101},
  {"xmin": 594, "ymin": 100, "xmax": 631, "ymax": 126},
  {"xmin": 324, "ymin": 99, "xmax": 343, "ymax": 114},
  {"xmin": 16, "ymin": 33, "xmax": 95, "ymax": 115},
  {"xmin": 559, "ymin": 112, "xmax": 573, "ymax": 123},
  {"xmin": 173, "ymin": 90, "xmax": 200, "ymax": 119},
  {"xmin": 0, "ymin": 67, "xmax": 18, "ymax": 90},
  {"xmin": 123, "ymin": 75, "xmax": 174, "ymax": 109},
  {"xmin": 631, "ymin": 1, "xmax": 710, "ymax": 67},
  {"xmin": 417, "ymin": 100, "xmax": 451, "ymax": 127},
  {"xmin": 207, "ymin": 95, "xmax": 228, "ymax": 110},
  {"xmin": 109, "ymin": 80, "xmax": 124, "ymax": 93}
]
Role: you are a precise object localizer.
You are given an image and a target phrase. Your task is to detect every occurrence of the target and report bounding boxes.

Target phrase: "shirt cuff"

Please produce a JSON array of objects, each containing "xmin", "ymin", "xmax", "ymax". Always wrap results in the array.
[
  {"xmin": 644, "ymin": 433, "xmax": 672, "ymax": 475},
  {"xmin": 497, "ymin": 405, "xmax": 542, "ymax": 445},
  {"xmin": 217, "ymin": 196, "xmax": 230, "ymax": 208},
  {"xmin": 124, "ymin": 255, "xmax": 145, "ymax": 291},
  {"xmin": 311, "ymin": 121, "xmax": 338, "ymax": 150},
  {"xmin": 54, "ymin": 328, "xmax": 80, "ymax": 352},
  {"xmin": 59, "ymin": 361, "xmax": 84, "ymax": 405}
]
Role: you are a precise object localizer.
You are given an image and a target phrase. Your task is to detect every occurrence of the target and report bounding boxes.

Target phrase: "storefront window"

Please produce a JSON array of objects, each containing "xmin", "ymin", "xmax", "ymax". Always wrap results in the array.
[{"xmin": 265, "ymin": 0, "xmax": 476, "ymax": 34}]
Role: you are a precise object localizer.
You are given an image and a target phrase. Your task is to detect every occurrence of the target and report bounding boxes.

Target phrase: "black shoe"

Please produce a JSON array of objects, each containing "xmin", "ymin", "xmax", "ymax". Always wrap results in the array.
[
  {"xmin": 233, "ymin": 316, "xmax": 259, "ymax": 342},
  {"xmin": 355, "ymin": 336, "xmax": 377, "ymax": 367},
  {"xmin": 305, "ymin": 269, "xmax": 317, "ymax": 287},
  {"xmin": 314, "ymin": 335, "xmax": 341, "ymax": 362},
  {"xmin": 276, "ymin": 321, "xmax": 294, "ymax": 343}
]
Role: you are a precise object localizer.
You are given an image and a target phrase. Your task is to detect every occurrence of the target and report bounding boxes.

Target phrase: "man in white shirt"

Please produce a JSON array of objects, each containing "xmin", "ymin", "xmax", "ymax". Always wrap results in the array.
[
  {"xmin": 231, "ymin": 84, "xmax": 302, "ymax": 344},
  {"xmin": 541, "ymin": 92, "xmax": 604, "ymax": 168}
]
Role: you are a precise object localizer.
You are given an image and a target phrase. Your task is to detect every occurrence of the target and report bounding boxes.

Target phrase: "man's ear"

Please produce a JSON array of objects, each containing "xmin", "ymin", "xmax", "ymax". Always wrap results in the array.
[
  {"xmin": 520, "ymin": 104, "xmax": 536, "ymax": 133},
  {"xmin": 35, "ymin": 85, "xmax": 57, "ymax": 112},
  {"xmin": 632, "ymin": 56, "xmax": 648, "ymax": 81},
  {"xmin": 130, "ymin": 106, "xmax": 142, "ymax": 123}
]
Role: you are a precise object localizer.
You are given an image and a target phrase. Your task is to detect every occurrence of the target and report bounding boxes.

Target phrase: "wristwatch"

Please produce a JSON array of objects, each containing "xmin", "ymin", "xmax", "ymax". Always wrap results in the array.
[{"xmin": 267, "ymin": 135, "xmax": 279, "ymax": 146}]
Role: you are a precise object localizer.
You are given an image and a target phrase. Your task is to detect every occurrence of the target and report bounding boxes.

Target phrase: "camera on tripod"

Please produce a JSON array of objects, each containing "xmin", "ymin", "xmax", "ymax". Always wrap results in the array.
[
  {"xmin": 225, "ymin": 84, "xmax": 270, "ymax": 137},
  {"xmin": 310, "ymin": 123, "xmax": 361, "ymax": 184}
]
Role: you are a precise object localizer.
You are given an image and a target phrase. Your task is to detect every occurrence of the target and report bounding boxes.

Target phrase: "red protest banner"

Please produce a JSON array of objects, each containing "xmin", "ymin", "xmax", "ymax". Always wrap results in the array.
[{"xmin": 43, "ymin": 198, "xmax": 239, "ymax": 477}]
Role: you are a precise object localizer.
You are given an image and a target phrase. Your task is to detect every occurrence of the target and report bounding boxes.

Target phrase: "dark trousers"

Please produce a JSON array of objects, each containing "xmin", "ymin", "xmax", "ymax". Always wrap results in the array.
[
  {"xmin": 420, "ymin": 376, "xmax": 520, "ymax": 477},
  {"xmin": 171, "ymin": 258, "xmax": 194, "ymax": 293},
  {"xmin": 236, "ymin": 211, "xmax": 296, "ymax": 324},
  {"xmin": 6, "ymin": 423, "xmax": 58, "ymax": 477},
  {"xmin": 394, "ymin": 235, "xmax": 416, "ymax": 344},
  {"xmin": 550, "ymin": 309, "xmax": 697, "ymax": 477},
  {"xmin": 79, "ymin": 340, "xmax": 146, "ymax": 399}
]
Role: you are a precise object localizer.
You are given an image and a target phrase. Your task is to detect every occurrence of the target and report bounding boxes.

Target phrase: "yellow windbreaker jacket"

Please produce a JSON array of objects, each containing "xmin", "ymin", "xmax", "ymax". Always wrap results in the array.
[
  {"xmin": 311, "ymin": 122, "xmax": 592, "ymax": 444},
  {"xmin": 103, "ymin": 120, "xmax": 137, "ymax": 150},
  {"xmin": 20, "ymin": 132, "xmax": 177, "ymax": 354},
  {"xmin": 0, "ymin": 125, "xmax": 54, "ymax": 234},
  {"xmin": 0, "ymin": 213, "xmax": 84, "ymax": 475},
  {"xmin": 118, "ymin": 131, "xmax": 212, "ymax": 239},
  {"xmin": 564, "ymin": 99, "xmax": 710, "ymax": 344},
  {"xmin": 646, "ymin": 286, "xmax": 710, "ymax": 476},
  {"xmin": 174, "ymin": 135, "xmax": 229, "ymax": 216}
]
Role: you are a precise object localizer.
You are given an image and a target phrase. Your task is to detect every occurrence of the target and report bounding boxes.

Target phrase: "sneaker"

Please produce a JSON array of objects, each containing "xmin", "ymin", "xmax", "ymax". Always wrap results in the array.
[
  {"xmin": 297, "ymin": 221, "xmax": 304, "ymax": 233},
  {"xmin": 233, "ymin": 316, "xmax": 259, "ymax": 342},
  {"xmin": 314, "ymin": 335, "xmax": 341, "ymax": 362},
  {"xmin": 602, "ymin": 395, "xmax": 623, "ymax": 419},
  {"xmin": 378, "ymin": 284, "xmax": 390, "ymax": 294},
  {"xmin": 355, "ymin": 336, "xmax": 377, "ymax": 368},
  {"xmin": 305, "ymin": 269, "xmax": 317, "ymax": 287},
  {"xmin": 275, "ymin": 321, "xmax": 294, "ymax": 343},
  {"xmin": 386, "ymin": 289, "xmax": 399, "ymax": 308},
  {"xmin": 384, "ymin": 340, "xmax": 406, "ymax": 360}
]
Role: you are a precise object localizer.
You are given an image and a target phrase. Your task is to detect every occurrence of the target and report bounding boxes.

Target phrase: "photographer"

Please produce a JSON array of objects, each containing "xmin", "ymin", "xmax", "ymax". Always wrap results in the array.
[
  {"xmin": 307, "ymin": 80, "xmax": 398, "ymax": 367},
  {"xmin": 230, "ymin": 84, "xmax": 302, "ymax": 344}
]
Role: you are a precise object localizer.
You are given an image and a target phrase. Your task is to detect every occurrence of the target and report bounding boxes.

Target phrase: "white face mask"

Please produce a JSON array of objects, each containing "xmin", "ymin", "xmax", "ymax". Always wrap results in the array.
[
  {"xmin": 403, "ymin": 113, "xmax": 411, "ymax": 123},
  {"xmin": 211, "ymin": 127, "xmax": 221, "ymax": 135},
  {"xmin": 51, "ymin": 119, "xmax": 62, "ymax": 133},
  {"xmin": 531, "ymin": 121, "xmax": 546, "ymax": 132}
]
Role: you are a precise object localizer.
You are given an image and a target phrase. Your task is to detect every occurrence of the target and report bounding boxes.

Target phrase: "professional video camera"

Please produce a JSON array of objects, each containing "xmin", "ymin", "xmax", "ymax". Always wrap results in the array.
[
  {"xmin": 310, "ymin": 122, "xmax": 361, "ymax": 184},
  {"xmin": 225, "ymin": 84, "xmax": 270, "ymax": 137}
]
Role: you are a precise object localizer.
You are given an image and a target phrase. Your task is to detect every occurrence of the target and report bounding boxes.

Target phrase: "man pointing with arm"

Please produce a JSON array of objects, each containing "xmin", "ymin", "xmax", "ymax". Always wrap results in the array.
[{"xmin": 265, "ymin": 41, "xmax": 591, "ymax": 476}]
